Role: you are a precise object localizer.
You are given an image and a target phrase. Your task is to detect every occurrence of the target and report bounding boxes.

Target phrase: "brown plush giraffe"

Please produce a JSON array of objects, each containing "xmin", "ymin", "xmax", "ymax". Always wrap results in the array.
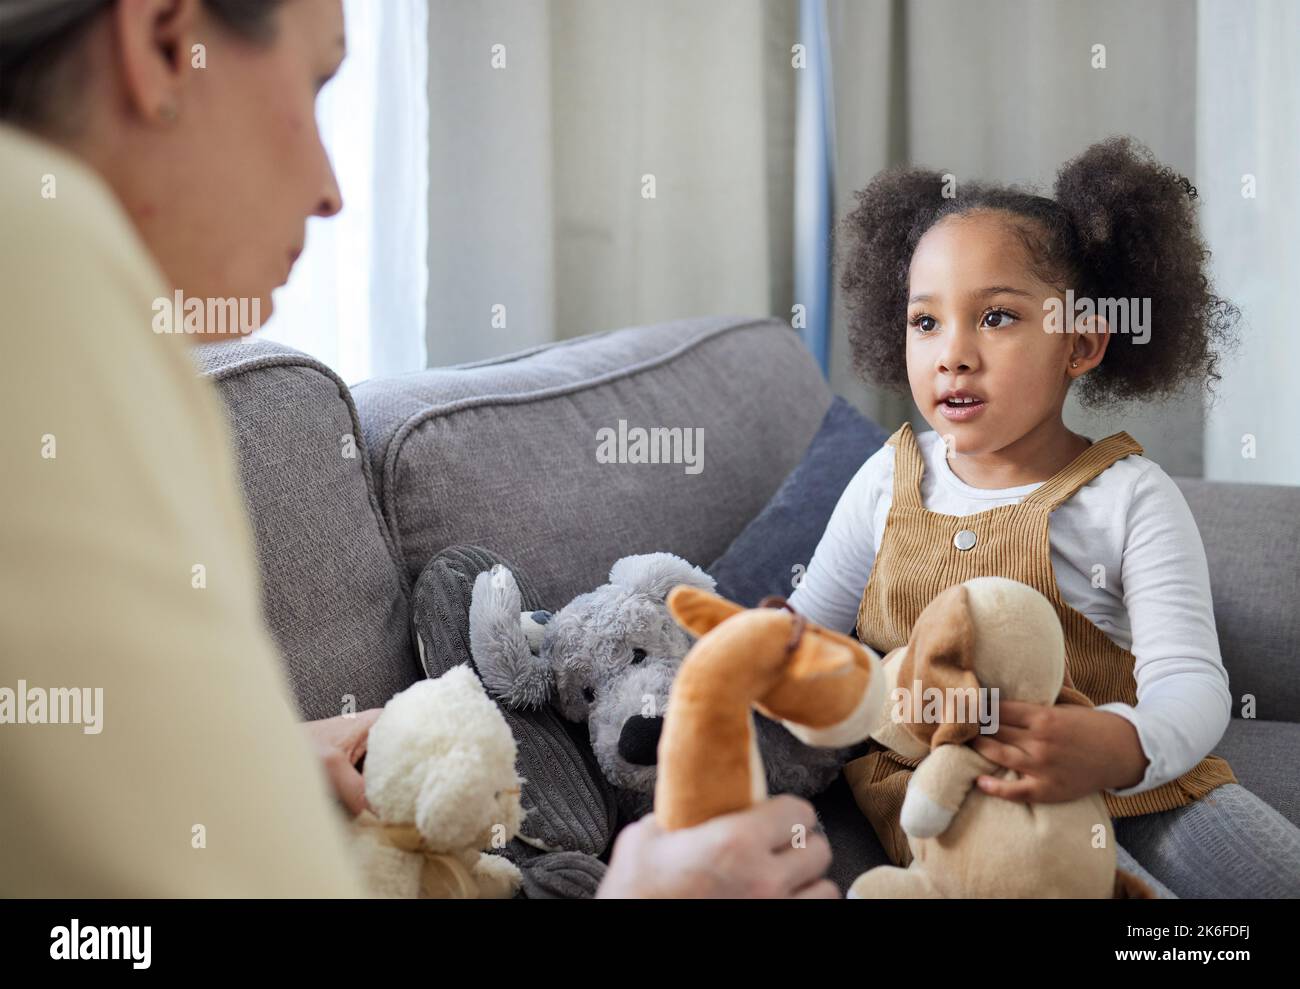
[{"xmin": 654, "ymin": 586, "xmax": 886, "ymax": 831}]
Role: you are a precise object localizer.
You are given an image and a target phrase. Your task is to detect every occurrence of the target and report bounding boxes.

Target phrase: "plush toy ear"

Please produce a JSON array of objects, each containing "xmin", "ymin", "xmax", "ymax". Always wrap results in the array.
[
  {"xmin": 666, "ymin": 585, "xmax": 743, "ymax": 637},
  {"xmin": 609, "ymin": 552, "xmax": 716, "ymax": 600},
  {"xmin": 469, "ymin": 568, "xmax": 554, "ymax": 708},
  {"xmin": 903, "ymin": 583, "xmax": 981, "ymax": 748}
]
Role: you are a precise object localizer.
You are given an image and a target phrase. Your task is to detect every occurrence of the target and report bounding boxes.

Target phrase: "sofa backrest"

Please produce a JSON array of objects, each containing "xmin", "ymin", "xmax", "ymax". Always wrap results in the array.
[
  {"xmin": 195, "ymin": 316, "xmax": 831, "ymax": 718},
  {"xmin": 350, "ymin": 315, "xmax": 831, "ymax": 605}
]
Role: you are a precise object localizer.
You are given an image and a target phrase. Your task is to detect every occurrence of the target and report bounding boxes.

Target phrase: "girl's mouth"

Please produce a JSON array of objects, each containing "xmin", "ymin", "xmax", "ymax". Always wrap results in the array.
[{"xmin": 938, "ymin": 397, "xmax": 987, "ymax": 421}]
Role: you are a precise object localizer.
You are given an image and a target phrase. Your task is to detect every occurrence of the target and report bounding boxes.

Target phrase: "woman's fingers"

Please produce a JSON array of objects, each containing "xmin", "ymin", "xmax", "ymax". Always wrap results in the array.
[
  {"xmin": 348, "ymin": 707, "xmax": 383, "ymax": 760},
  {"xmin": 793, "ymin": 878, "xmax": 841, "ymax": 899},
  {"xmin": 734, "ymin": 793, "xmax": 820, "ymax": 852},
  {"xmin": 771, "ymin": 831, "xmax": 834, "ymax": 894},
  {"xmin": 328, "ymin": 752, "xmax": 370, "ymax": 815}
]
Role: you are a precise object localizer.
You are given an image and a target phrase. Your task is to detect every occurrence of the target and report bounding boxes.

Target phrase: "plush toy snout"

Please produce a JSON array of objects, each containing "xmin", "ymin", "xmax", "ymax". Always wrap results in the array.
[{"xmin": 617, "ymin": 714, "xmax": 664, "ymax": 766}]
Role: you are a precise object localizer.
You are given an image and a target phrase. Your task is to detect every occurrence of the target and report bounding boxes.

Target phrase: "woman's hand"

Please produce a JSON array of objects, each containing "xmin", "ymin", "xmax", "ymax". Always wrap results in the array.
[
  {"xmin": 597, "ymin": 795, "xmax": 839, "ymax": 899},
  {"xmin": 303, "ymin": 709, "xmax": 383, "ymax": 816},
  {"xmin": 969, "ymin": 700, "xmax": 1148, "ymax": 803}
]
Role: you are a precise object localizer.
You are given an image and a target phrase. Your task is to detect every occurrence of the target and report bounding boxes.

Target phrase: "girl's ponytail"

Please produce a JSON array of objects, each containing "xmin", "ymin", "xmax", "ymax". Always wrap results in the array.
[{"xmin": 1052, "ymin": 137, "xmax": 1238, "ymax": 404}]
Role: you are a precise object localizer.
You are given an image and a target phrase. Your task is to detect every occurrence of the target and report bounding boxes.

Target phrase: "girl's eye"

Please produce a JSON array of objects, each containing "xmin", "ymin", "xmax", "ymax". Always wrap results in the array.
[
  {"xmin": 909, "ymin": 314, "xmax": 937, "ymax": 333},
  {"xmin": 631, "ymin": 648, "xmax": 647, "ymax": 664},
  {"xmin": 981, "ymin": 308, "xmax": 1018, "ymax": 329}
]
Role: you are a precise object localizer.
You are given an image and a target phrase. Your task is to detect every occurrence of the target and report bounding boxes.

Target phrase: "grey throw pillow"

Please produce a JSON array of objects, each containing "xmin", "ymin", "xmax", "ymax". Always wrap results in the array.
[{"xmin": 709, "ymin": 397, "xmax": 888, "ymax": 607}]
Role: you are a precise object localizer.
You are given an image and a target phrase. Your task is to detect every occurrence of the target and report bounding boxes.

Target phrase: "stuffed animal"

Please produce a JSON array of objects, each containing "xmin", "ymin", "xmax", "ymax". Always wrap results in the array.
[
  {"xmin": 654, "ymin": 586, "xmax": 885, "ymax": 830},
  {"xmin": 655, "ymin": 578, "xmax": 1155, "ymax": 899},
  {"xmin": 350, "ymin": 666, "xmax": 525, "ymax": 898},
  {"xmin": 469, "ymin": 552, "xmax": 850, "ymax": 820},
  {"xmin": 846, "ymin": 577, "xmax": 1155, "ymax": 897}
]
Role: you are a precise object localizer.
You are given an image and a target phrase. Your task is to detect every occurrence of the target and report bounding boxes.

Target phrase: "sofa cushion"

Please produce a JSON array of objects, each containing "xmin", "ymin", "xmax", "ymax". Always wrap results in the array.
[
  {"xmin": 352, "ymin": 316, "xmax": 833, "ymax": 608},
  {"xmin": 194, "ymin": 339, "xmax": 420, "ymax": 719},
  {"xmin": 1211, "ymin": 718, "xmax": 1300, "ymax": 828},
  {"xmin": 1175, "ymin": 478, "xmax": 1300, "ymax": 722},
  {"xmin": 709, "ymin": 396, "xmax": 888, "ymax": 607}
]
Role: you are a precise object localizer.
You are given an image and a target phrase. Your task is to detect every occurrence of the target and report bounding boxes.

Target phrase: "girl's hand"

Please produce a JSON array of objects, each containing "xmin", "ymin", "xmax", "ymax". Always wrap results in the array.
[{"xmin": 969, "ymin": 700, "xmax": 1148, "ymax": 804}]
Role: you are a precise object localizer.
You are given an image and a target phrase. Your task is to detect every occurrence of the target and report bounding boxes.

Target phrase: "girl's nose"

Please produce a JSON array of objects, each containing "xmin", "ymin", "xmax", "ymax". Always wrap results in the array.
[{"xmin": 937, "ymin": 336, "xmax": 976, "ymax": 374}]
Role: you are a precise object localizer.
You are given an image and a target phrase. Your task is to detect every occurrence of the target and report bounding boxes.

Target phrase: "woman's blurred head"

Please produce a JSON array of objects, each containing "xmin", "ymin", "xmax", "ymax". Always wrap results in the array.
[{"xmin": 0, "ymin": 0, "xmax": 345, "ymax": 335}]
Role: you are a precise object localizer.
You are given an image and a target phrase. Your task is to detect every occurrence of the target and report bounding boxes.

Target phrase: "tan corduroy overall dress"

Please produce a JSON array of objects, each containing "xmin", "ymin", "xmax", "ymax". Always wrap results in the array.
[{"xmin": 844, "ymin": 422, "xmax": 1237, "ymax": 867}]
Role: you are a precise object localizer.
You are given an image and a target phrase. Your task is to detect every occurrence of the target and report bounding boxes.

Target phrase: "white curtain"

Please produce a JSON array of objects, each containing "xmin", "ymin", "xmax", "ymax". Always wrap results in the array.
[
  {"xmin": 423, "ymin": 0, "xmax": 798, "ymax": 367},
  {"xmin": 1199, "ymin": 0, "xmax": 1300, "ymax": 485},
  {"xmin": 258, "ymin": 0, "xmax": 428, "ymax": 387}
]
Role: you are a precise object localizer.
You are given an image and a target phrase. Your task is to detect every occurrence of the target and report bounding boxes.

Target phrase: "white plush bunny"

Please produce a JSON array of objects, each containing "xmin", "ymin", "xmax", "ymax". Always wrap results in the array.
[{"xmin": 350, "ymin": 666, "xmax": 525, "ymax": 898}]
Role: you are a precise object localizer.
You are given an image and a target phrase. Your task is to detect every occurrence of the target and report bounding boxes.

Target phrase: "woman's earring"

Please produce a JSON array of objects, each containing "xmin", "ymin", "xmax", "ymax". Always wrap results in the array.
[{"xmin": 1071, "ymin": 360, "xmax": 1079, "ymax": 368}]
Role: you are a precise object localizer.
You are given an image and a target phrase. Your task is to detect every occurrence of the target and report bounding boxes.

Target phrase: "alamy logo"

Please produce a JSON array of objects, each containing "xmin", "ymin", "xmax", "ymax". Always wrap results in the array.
[
  {"xmin": 890, "ymin": 680, "xmax": 1000, "ymax": 735},
  {"xmin": 0, "ymin": 680, "xmax": 103, "ymax": 734},
  {"xmin": 595, "ymin": 419, "xmax": 704, "ymax": 475},
  {"xmin": 50, "ymin": 920, "xmax": 150, "ymax": 969},
  {"xmin": 1042, "ymin": 291, "xmax": 1151, "ymax": 344},
  {"xmin": 152, "ymin": 290, "xmax": 262, "ymax": 335}
]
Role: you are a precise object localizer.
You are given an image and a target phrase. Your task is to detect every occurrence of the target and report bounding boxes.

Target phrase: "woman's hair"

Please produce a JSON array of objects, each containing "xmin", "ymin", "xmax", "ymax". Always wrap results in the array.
[
  {"xmin": 838, "ymin": 137, "xmax": 1241, "ymax": 408},
  {"xmin": 0, "ymin": 0, "xmax": 284, "ymax": 129}
]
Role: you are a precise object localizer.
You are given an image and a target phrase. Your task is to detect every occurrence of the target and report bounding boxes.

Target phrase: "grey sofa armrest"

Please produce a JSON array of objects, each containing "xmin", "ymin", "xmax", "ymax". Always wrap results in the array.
[{"xmin": 1176, "ymin": 477, "xmax": 1300, "ymax": 723}]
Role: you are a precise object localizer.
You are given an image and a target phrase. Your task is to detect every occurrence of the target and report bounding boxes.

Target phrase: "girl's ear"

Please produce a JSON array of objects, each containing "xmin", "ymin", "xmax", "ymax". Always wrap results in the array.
[
  {"xmin": 1070, "ymin": 313, "xmax": 1111, "ymax": 371},
  {"xmin": 666, "ymin": 586, "xmax": 743, "ymax": 637}
]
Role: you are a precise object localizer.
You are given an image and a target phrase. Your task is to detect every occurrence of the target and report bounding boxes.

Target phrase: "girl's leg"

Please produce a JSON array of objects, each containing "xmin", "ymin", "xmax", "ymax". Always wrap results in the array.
[
  {"xmin": 1113, "ymin": 784, "xmax": 1300, "ymax": 898},
  {"xmin": 1115, "ymin": 842, "xmax": 1177, "ymax": 898}
]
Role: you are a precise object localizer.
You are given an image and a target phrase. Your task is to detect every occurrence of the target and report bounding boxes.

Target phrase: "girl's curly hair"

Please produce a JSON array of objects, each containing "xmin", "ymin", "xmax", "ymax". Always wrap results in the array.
[{"xmin": 838, "ymin": 137, "xmax": 1240, "ymax": 408}]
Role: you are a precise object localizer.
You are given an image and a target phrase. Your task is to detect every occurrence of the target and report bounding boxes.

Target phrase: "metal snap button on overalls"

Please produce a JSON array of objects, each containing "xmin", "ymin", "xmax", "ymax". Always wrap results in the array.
[{"xmin": 953, "ymin": 529, "xmax": 977, "ymax": 551}]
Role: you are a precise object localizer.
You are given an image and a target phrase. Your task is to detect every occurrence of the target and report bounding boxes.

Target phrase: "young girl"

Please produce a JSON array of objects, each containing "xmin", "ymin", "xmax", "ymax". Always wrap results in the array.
[{"xmin": 787, "ymin": 137, "xmax": 1300, "ymax": 898}]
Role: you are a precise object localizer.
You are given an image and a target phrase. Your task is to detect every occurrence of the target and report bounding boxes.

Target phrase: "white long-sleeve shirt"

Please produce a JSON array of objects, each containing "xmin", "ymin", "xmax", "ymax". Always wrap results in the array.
[{"xmin": 787, "ymin": 426, "xmax": 1232, "ymax": 797}]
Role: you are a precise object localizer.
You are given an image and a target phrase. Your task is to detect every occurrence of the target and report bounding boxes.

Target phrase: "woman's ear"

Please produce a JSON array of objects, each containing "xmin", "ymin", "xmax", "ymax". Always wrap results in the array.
[
  {"xmin": 666, "ymin": 586, "xmax": 743, "ymax": 637},
  {"xmin": 114, "ymin": 0, "xmax": 202, "ymax": 124}
]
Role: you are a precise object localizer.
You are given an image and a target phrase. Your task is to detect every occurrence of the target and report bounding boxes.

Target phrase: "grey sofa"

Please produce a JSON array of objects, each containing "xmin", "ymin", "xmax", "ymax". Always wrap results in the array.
[{"xmin": 195, "ymin": 314, "xmax": 1300, "ymax": 893}]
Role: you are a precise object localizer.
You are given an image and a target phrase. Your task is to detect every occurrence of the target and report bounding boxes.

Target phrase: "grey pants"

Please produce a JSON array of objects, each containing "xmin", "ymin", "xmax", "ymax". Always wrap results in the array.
[{"xmin": 1114, "ymin": 784, "xmax": 1300, "ymax": 898}]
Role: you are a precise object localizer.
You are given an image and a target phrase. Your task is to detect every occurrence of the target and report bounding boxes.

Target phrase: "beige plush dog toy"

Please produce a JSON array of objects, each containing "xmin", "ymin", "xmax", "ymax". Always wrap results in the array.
[
  {"xmin": 847, "ymin": 576, "xmax": 1152, "ymax": 898},
  {"xmin": 350, "ymin": 666, "xmax": 525, "ymax": 898},
  {"xmin": 655, "ymin": 577, "xmax": 1153, "ymax": 898}
]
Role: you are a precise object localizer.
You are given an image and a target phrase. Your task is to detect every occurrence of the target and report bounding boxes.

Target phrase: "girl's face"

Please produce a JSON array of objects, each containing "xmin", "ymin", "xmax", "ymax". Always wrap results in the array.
[{"xmin": 905, "ymin": 211, "xmax": 1084, "ymax": 456}]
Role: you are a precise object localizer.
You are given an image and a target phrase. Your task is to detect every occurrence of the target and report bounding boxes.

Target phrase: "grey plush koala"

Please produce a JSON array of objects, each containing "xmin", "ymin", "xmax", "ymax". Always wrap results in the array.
[{"xmin": 469, "ymin": 552, "xmax": 849, "ymax": 820}]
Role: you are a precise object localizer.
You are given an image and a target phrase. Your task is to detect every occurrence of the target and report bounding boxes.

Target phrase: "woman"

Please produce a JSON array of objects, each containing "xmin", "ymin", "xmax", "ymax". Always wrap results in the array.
[{"xmin": 0, "ymin": 0, "xmax": 835, "ymax": 898}]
